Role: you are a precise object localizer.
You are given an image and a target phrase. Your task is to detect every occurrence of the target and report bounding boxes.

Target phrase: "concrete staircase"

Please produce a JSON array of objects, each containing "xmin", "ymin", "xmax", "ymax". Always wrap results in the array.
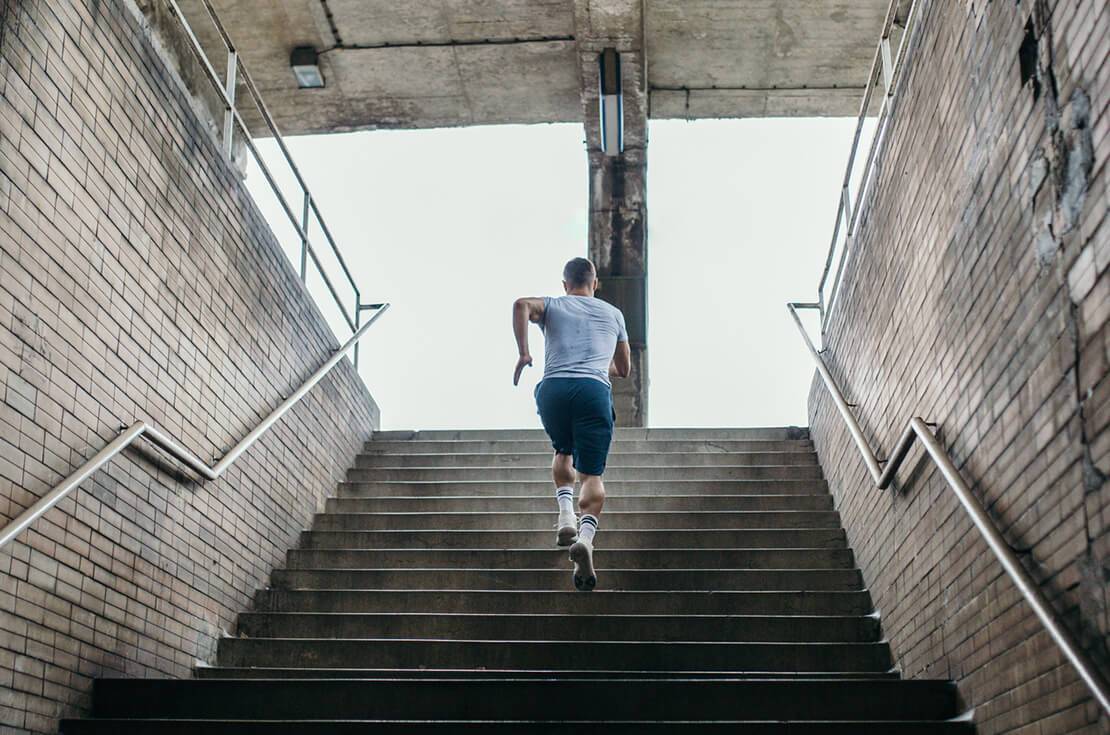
[{"xmin": 61, "ymin": 427, "xmax": 973, "ymax": 733}]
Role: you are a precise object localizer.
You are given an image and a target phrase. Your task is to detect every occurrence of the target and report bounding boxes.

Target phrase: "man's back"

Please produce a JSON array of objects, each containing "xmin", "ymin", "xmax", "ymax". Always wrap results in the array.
[{"xmin": 541, "ymin": 295, "xmax": 628, "ymax": 386}]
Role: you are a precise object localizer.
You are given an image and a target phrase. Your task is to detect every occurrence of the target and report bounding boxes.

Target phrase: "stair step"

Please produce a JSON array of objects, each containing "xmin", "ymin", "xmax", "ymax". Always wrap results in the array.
[
  {"xmin": 363, "ymin": 439, "xmax": 815, "ymax": 454},
  {"xmin": 235, "ymin": 613, "xmax": 881, "ymax": 642},
  {"xmin": 215, "ymin": 638, "xmax": 893, "ymax": 672},
  {"xmin": 310, "ymin": 511, "xmax": 843, "ymax": 531},
  {"xmin": 346, "ymin": 466, "xmax": 826, "ymax": 482},
  {"xmin": 298, "ymin": 528, "xmax": 848, "ymax": 550},
  {"xmin": 370, "ymin": 428, "xmax": 810, "ymax": 441},
  {"xmin": 338, "ymin": 480, "xmax": 829, "ymax": 497},
  {"xmin": 286, "ymin": 548, "xmax": 857, "ymax": 570},
  {"xmin": 325, "ymin": 494, "xmax": 835, "ymax": 513},
  {"xmin": 354, "ymin": 452, "xmax": 819, "ymax": 468},
  {"xmin": 253, "ymin": 590, "xmax": 874, "ymax": 615},
  {"xmin": 269, "ymin": 568, "xmax": 865, "ymax": 592},
  {"xmin": 193, "ymin": 668, "xmax": 903, "ymax": 680},
  {"xmin": 86, "ymin": 679, "xmax": 960, "ymax": 720},
  {"xmin": 61, "ymin": 720, "xmax": 974, "ymax": 733}
]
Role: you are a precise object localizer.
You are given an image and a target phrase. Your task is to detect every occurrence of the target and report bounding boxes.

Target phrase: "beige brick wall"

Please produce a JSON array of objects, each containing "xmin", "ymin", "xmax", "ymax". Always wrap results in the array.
[
  {"xmin": 0, "ymin": 1, "xmax": 380, "ymax": 732},
  {"xmin": 809, "ymin": 0, "xmax": 1108, "ymax": 732}
]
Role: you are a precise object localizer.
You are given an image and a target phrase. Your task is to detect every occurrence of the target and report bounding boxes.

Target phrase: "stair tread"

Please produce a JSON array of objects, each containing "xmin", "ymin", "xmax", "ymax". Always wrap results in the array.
[
  {"xmin": 216, "ymin": 638, "xmax": 894, "ymax": 672},
  {"xmin": 61, "ymin": 722, "xmax": 975, "ymax": 735},
  {"xmin": 194, "ymin": 669, "xmax": 904, "ymax": 679},
  {"xmin": 298, "ymin": 529, "xmax": 850, "ymax": 550},
  {"xmin": 313, "ymin": 512, "xmax": 834, "ymax": 517}
]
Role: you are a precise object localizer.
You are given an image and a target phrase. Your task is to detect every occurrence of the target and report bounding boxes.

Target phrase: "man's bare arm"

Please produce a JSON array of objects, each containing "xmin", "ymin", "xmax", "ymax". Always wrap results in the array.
[
  {"xmin": 610, "ymin": 340, "xmax": 631, "ymax": 379},
  {"xmin": 512, "ymin": 298, "xmax": 545, "ymax": 386}
]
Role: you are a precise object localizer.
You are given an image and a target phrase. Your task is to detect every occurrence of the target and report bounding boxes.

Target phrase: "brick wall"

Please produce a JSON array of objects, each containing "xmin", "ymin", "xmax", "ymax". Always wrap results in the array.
[
  {"xmin": 0, "ymin": 1, "xmax": 380, "ymax": 732},
  {"xmin": 809, "ymin": 0, "xmax": 1107, "ymax": 732}
]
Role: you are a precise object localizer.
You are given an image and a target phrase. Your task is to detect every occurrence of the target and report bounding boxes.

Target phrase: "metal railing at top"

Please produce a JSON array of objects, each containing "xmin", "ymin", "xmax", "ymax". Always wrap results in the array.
[
  {"xmin": 164, "ymin": 0, "xmax": 375, "ymax": 366},
  {"xmin": 816, "ymin": 0, "xmax": 922, "ymax": 332},
  {"xmin": 787, "ymin": 303, "xmax": 1110, "ymax": 715},
  {"xmin": 0, "ymin": 304, "xmax": 389, "ymax": 553}
]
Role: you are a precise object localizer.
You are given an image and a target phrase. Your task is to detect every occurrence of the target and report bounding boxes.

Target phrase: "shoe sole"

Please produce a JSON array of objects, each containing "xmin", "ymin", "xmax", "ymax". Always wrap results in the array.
[
  {"xmin": 556, "ymin": 526, "xmax": 578, "ymax": 547},
  {"xmin": 569, "ymin": 542, "xmax": 597, "ymax": 592}
]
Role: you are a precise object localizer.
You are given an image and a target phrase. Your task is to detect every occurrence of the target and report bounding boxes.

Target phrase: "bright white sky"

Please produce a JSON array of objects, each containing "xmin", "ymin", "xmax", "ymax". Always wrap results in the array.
[{"xmin": 246, "ymin": 118, "xmax": 864, "ymax": 430}]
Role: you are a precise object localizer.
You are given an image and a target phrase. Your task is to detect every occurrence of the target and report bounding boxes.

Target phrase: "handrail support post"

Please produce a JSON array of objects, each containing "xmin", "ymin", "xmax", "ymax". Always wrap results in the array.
[
  {"xmin": 353, "ymin": 294, "xmax": 362, "ymax": 369},
  {"xmin": 880, "ymin": 36, "xmax": 894, "ymax": 96},
  {"xmin": 222, "ymin": 50, "xmax": 237, "ymax": 160},
  {"xmin": 299, "ymin": 192, "xmax": 311, "ymax": 282},
  {"xmin": 841, "ymin": 187, "xmax": 853, "ymax": 234}
]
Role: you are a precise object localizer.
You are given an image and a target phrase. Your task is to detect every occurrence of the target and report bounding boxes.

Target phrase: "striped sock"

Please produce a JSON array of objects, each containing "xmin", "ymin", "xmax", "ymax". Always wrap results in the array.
[
  {"xmin": 556, "ymin": 486, "xmax": 575, "ymax": 516},
  {"xmin": 578, "ymin": 514, "xmax": 598, "ymax": 544}
]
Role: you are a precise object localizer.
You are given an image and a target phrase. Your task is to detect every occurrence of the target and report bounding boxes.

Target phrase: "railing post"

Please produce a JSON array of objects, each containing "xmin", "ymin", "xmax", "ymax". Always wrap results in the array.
[
  {"xmin": 222, "ymin": 50, "xmax": 237, "ymax": 160},
  {"xmin": 880, "ymin": 37, "xmax": 895, "ymax": 96},
  {"xmin": 840, "ymin": 185, "xmax": 853, "ymax": 234},
  {"xmin": 300, "ymin": 192, "xmax": 311, "ymax": 282},
  {"xmin": 353, "ymin": 294, "xmax": 362, "ymax": 369}
]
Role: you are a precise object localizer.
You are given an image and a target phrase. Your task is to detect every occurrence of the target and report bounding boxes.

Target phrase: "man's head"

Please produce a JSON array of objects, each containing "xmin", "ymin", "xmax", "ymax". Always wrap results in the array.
[{"xmin": 563, "ymin": 257, "xmax": 599, "ymax": 296}]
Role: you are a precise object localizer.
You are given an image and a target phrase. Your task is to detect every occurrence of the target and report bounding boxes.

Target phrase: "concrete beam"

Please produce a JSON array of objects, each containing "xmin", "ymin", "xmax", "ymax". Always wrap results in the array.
[
  {"xmin": 173, "ymin": 0, "xmax": 892, "ymax": 135},
  {"xmin": 649, "ymin": 87, "xmax": 865, "ymax": 120},
  {"xmin": 574, "ymin": 0, "xmax": 649, "ymax": 427}
]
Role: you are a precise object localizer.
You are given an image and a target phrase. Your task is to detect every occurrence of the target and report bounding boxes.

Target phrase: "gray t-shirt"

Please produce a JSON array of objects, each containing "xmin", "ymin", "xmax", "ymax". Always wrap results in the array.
[{"xmin": 540, "ymin": 295, "xmax": 628, "ymax": 386}]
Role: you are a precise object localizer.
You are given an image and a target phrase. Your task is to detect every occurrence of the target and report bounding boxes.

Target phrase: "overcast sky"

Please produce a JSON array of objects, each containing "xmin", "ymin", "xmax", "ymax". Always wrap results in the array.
[{"xmin": 246, "ymin": 118, "xmax": 865, "ymax": 430}]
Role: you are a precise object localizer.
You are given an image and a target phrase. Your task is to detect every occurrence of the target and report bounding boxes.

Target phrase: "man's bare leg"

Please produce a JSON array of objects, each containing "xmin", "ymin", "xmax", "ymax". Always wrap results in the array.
[
  {"xmin": 553, "ymin": 453, "xmax": 578, "ymax": 546},
  {"xmin": 569, "ymin": 472, "xmax": 605, "ymax": 591},
  {"xmin": 552, "ymin": 452, "xmax": 575, "ymax": 488},
  {"xmin": 577, "ymin": 473, "xmax": 605, "ymax": 517}
]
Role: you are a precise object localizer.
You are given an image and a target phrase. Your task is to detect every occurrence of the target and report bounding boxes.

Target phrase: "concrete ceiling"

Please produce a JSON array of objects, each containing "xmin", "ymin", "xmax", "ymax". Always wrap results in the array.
[{"xmin": 177, "ymin": 0, "xmax": 892, "ymax": 136}]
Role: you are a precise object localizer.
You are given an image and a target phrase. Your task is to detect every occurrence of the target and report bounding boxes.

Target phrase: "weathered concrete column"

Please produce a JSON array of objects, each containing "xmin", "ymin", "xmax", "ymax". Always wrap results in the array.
[{"xmin": 574, "ymin": 1, "xmax": 649, "ymax": 426}]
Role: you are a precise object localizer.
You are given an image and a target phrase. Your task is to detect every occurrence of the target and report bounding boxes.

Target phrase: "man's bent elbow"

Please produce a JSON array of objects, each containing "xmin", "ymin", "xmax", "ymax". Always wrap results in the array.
[
  {"xmin": 514, "ymin": 298, "xmax": 543, "ymax": 323},
  {"xmin": 613, "ymin": 343, "xmax": 632, "ymax": 378}
]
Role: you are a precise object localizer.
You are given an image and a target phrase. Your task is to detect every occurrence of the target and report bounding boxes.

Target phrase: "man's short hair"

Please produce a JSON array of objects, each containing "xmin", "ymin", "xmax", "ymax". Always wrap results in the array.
[{"xmin": 563, "ymin": 257, "xmax": 596, "ymax": 288}]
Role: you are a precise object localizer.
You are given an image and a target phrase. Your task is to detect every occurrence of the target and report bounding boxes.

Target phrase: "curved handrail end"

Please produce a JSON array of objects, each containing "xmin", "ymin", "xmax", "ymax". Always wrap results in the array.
[
  {"xmin": 0, "ymin": 304, "xmax": 390, "ymax": 553},
  {"xmin": 787, "ymin": 300, "xmax": 1110, "ymax": 715}
]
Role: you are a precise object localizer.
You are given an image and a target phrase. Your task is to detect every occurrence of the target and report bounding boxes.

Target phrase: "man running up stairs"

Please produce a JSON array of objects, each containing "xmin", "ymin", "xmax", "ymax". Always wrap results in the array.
[{"xmin": 512, "ymin": 257, "xmax": 632, "ymax": 591}]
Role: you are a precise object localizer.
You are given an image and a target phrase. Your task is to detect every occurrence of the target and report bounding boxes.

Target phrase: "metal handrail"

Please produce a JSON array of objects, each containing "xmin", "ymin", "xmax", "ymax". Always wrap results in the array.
[
  {"xmin": 162, "ymin": 0, "xmax": 370, "ymax": 365},
  {"xmin": 787, "ymin": 302, "xmax": 1110, "ymax": 715},
  {"xmin": 0, "ymin": 304, "xmax": 389, "ymax": 552},
  {"xmin": 817, "ymin": 0, "xmax": 923, "ymax": 330}
]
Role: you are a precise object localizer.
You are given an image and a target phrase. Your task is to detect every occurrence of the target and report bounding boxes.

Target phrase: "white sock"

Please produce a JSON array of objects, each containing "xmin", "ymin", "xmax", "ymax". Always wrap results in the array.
[
  {"xmin": 578, "ymin": 514, "xmax": 598, "ymax": 544},
  {"xmin": 556, "ymin": 486, "xmax": 575, "ymax": 516}
]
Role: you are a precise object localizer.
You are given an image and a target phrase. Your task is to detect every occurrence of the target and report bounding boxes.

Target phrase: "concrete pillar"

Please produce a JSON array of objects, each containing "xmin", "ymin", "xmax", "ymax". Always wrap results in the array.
[
  {"xmin": 589, "ymin": 148, "xmax": 648, "ymax": 426},
  {"xmin": 574, "ymin": 0, "xmax": 649, "ymax": 426}
]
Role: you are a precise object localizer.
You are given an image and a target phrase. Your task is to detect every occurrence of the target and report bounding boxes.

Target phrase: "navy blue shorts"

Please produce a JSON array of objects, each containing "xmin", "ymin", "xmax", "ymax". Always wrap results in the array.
[{"xmin": 534, "ymin": 377, "xmax": 616, "ymax": 476}]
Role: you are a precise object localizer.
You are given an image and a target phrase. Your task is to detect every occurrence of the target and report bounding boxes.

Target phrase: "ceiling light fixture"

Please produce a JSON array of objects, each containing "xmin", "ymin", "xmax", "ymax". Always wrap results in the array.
[
  {"xmin": 599, "ymin": 47, "xmax": 623, "ymax": 156},
  {"xmin": 291, "ymin": 46, "xmax": 325, "ymax": 89}
]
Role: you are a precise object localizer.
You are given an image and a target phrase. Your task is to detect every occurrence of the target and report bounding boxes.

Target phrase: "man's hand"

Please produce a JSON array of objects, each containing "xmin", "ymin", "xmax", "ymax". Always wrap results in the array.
[{"xmin": 513, "ymin": 354, "xmax": 533, "ymax": 386}]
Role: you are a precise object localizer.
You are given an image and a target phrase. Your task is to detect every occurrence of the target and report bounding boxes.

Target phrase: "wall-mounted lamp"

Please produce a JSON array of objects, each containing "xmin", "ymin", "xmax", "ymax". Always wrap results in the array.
[
  {"xmin": 599, "ymin": 47, "xmax": 623, "ymax": 156},
  {"xmin": 291, "ymin": 46, "xmax": 325, "ymax": 89}
]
